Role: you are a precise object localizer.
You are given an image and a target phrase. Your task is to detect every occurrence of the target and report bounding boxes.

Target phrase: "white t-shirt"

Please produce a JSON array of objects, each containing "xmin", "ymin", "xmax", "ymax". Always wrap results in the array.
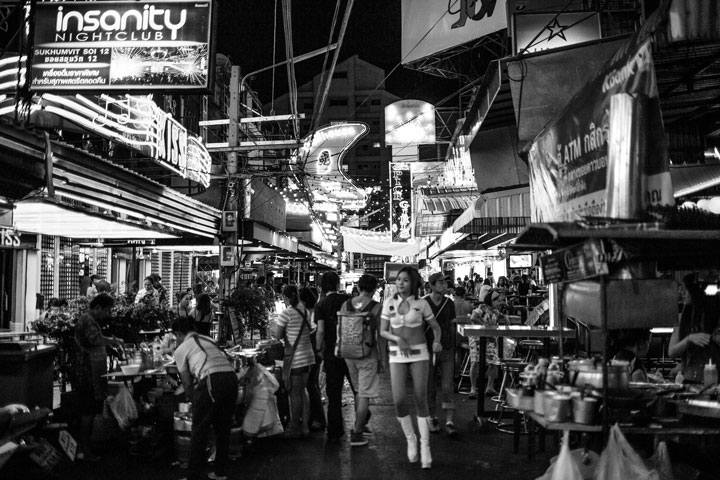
[{"xmin": 174, "ymin": 333, "xmax": 233, "ymax": 381}]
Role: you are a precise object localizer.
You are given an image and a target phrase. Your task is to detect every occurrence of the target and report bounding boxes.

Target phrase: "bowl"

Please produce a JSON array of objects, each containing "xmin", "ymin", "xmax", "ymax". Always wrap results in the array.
[{"xmin": 121, "ymin": 365, "xmax": 141, "ymax": 375}]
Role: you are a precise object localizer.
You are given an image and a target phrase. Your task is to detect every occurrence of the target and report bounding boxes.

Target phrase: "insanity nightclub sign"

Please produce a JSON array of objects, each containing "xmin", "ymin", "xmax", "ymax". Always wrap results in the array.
[
  {"xmin": 39, "ymin": 93, "xmax": 211, "ymax": 187},
  {"xmin": 527, "ymin": 35, "xmax": 673, "ymax": 222},
  {"xmin": 31, "ymin": 0, "xmax": 213, "ymax": 91},
  {"xmin": 390, "ymin": 162, "xmax": 412, "ymax": 242}
]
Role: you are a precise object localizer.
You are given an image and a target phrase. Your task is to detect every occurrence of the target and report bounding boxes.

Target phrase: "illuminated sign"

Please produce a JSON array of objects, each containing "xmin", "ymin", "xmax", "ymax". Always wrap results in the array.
[
  {"xmin": 31, "ymin": 0, "xmax": 213, "ymax": 91},
  {"xmin": 0, "ymin": 228, "xmax": 20, "ymax": 248},
  {"xmin": 390, "ymin": 162, "xmax": 412, "ymax": 242},
  {"xmin": 385, "ymin": 100, "xmax": 436, "ymax": 146},
  {"xmin": 37, "ymin": 93, "xmax": 211, "ymax": 186},
  {"xmin": 514, "ymin": 12, "xmax": 600, "ymax": 55},
  {"xmin": 297, "ymin": 122, "xmax": 369, "ymax": 210}
]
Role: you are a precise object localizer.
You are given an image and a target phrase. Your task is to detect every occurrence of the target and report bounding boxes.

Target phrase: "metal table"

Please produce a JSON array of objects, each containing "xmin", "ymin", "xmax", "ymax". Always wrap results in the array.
[{"xmin": 457, "ymin": 325, "xmax": 576, "ymax": 417}]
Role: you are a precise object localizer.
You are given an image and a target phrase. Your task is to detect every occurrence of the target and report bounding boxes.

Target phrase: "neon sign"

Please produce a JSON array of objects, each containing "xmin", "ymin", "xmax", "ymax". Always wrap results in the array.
[
  {"xmin": 297, "ymin": 122, "xmax": 369, "ymax": 210},
  {"xmin": 390, "ymin": 162, "xmax": 412, "ymax": 242},
  {"xmin": 38, "ymin": 93, "xmax": 211, "ymax": 187},
  {"xmin": 31, "ymin": 1, "xmax": 213, "ymax": 91}
]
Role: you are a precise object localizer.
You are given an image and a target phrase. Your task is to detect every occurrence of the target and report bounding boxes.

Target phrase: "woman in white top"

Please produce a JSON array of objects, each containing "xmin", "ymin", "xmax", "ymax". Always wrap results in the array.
[
  {"xmin": 380, "ymin": 266, "xmax": 441, "ymax": 469},
  {"xmin": 276, "ymin": 284, "xmax": 316, "ymax": 438}
]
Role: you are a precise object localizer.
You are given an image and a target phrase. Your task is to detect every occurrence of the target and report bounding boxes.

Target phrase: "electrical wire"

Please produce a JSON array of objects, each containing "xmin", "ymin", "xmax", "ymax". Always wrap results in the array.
[
  {"xmin": 270, "ymin": 0, "xmax": 278, "ymax": 116},
  {"xmin": 309, "ymin": 0, "xmax": 342, "ymax": 134}
]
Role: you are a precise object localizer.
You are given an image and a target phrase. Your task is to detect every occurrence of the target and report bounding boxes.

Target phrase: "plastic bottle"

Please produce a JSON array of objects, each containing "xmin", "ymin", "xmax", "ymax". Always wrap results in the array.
[
  {"xmin": 704, "ymin": 359, "xmax": 718, "ymax": 388},
  {"xmin": 546, "ymin": 357, "xmax": 562, "ymax": 387}
]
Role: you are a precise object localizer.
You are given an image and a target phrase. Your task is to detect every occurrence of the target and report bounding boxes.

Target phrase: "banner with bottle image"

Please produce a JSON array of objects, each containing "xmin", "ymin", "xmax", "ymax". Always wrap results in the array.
[{"xmin": 528, "ymin": 36, "xmax": 673, "ymax": 222}]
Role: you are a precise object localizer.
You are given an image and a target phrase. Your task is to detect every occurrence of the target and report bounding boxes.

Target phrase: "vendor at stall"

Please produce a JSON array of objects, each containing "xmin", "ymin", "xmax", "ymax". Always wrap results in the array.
[
  {"xmin": 172, "ymin": 316, "xmax": 237, "ymax": 480},
  {"xmin": 668, "ymin": 274, "xmax": 720, "ymax": 384},
  {"xmin": 611, "ymin": 329, "xmax": 651, "ymax": 382}
]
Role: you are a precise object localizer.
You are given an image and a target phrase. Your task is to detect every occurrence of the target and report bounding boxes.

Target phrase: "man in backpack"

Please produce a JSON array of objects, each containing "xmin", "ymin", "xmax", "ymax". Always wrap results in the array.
[
  {"xmin": 340, "ymin": 274, "xmax": 386, "ymax": 447},
  {"xmin": 424, "ymin": 272, "xmax": 458, "ymax": 435},
  {"xmin": 315, "ymin": 271, "xmax": 353, "ymax": 442}
]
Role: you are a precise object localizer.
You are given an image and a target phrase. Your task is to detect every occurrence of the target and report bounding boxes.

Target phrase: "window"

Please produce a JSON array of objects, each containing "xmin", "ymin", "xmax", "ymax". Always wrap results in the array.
[
  {"xmin": 333, "ymin": 71, "xmax": 348, "ymax": 79},
  {"xmin": 329, "ymin": 98, "xmax": 347, "ymax": 107}
]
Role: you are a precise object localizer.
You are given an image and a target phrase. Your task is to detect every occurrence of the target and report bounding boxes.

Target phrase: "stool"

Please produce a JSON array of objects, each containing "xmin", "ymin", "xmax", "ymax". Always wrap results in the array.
[
  {"xmin": 488, "ymin": 359, "xmax": 525, "ymax": 424},
  {"xmin": 490, "ymin": 361, "xmax": 528, "ymax": 429},
  {"xmin": 517, "ymin": 339, "xmax": 544, "ymax": 364},
  {"xmin": 456, "ymin": 344, "xmax": 471, "ymax": 393}
]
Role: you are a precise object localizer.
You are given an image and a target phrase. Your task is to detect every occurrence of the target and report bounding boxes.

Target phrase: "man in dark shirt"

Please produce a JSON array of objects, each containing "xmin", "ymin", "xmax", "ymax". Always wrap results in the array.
[
  {"xmin": 314, "ymin": 271, "xmax": 352, "ymax": 442},
  {"xmin": 424, "ymin": 273, "xmax": 457, "ymax": 435}
]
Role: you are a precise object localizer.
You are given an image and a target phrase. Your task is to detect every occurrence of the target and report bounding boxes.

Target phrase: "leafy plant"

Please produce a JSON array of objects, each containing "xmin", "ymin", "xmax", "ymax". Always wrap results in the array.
[{"xmin": 221, "ymin": 285, "xmax": 275, "ymax": 340}]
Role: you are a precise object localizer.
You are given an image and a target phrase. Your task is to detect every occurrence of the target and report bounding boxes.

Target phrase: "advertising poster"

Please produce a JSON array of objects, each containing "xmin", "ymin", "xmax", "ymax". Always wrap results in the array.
[
  {"xmin": 31, "ymin": 0, "xmax": 213, "ymax": 91},
  {"xmin": 390, "ymin": 162, "xmax": 412, "ymax": 242},
  {"xmin": 528, "ymin": 37, "xmax": 674, "ymax": 222}
]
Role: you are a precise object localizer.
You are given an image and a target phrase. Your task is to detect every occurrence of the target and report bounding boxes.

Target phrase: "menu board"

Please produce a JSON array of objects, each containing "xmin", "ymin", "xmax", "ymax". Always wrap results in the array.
[{"xmin": 31, "ymin": 0, "xmax": 213, "ymax": 91}]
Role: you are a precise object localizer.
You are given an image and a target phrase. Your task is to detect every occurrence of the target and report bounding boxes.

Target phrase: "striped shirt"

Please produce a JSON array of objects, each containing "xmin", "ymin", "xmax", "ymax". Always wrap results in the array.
[{"xmin": 276, "ymin": 306, "xmax": 316, "ymax": 369}]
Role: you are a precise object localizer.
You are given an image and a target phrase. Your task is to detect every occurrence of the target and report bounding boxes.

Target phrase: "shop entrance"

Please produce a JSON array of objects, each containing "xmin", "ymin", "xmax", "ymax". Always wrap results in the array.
[{"xmin": 0, "ymin": 249, "xmax": 13, "ymax": 329}]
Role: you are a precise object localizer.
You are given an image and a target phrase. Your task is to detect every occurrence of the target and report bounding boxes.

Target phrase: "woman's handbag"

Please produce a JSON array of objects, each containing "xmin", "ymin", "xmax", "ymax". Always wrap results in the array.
[{"xmin": 282, "ymin": 307, "xmax": 311, "ymax": 391}]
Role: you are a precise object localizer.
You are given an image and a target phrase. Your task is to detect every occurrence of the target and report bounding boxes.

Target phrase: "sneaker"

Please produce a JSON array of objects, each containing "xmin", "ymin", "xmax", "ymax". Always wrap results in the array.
[
  {"xmin": 361, "ymin": 425, "xmax": 373, "ymax": 436},
  {"xmin": 468, "ymin": 391, "xmax": 478, "ymax": 400},
  {"xmin": 429, "ymin": 417, "xmax": 441, "ymax": 433},
  {"xmin": 445, "ymin": 422, "xmax": 457, "ymax": 436},
  {"xmin": 208, "ymin": 474, "xmax": 228, "ymax": 480},
  {"xmin": 350, "ymin": 430, "xmax": 368, "ymax": 447}
]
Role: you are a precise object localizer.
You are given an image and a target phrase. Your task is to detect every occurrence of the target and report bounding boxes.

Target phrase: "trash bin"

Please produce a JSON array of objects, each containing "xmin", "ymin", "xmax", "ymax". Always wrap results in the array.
[{"xmin": 0, "ymin": 342, "xmax": 57, "ymax": 409}]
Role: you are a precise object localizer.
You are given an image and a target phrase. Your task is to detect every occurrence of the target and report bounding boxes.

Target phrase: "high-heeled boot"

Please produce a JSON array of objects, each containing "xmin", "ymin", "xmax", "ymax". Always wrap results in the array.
[
  {"xmin": 417, "ymin": 416, "xmax": 432, "ymax": 469},
  {"xmin": 396, "ymin": 416, "xmax": 418, "ymax": 463}
]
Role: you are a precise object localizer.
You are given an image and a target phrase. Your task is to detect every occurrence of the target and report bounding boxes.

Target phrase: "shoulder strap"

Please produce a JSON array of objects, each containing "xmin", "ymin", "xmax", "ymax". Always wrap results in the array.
[{"xmin": 361, "ymin": 300, "xmax": 378, "ymax": 314}]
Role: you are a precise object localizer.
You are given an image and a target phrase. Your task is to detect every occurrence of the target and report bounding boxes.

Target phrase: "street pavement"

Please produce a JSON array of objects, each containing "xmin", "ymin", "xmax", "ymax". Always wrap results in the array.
[{"xmin": 5, "ymin": 372, "xmax": 554, "ymax": 480}]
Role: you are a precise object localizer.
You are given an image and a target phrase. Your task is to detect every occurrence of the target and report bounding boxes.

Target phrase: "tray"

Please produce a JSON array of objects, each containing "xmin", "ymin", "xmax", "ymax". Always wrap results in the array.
[{"xmin": 675, "ymin": 399, "xmax": 720, "ymax": 419}]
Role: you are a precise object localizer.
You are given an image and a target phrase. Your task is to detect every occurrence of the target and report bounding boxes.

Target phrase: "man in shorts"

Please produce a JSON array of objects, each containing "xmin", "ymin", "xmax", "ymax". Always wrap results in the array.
[{"xmin": 343, "ymin": 274, "xmax": 386, "ymax": 447}]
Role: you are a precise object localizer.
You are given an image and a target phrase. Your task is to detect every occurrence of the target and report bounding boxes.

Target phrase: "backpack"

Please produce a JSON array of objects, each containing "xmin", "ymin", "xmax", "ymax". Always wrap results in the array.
[{"xmin": 335, "ymin": 299, "xmax": 379, "ymax": 359}]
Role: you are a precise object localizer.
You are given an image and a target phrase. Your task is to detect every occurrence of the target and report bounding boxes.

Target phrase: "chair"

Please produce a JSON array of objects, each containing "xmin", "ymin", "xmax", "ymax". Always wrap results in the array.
[{"xmin": 488, "ymin": 359, "xmax": 527, "ymax": 425}]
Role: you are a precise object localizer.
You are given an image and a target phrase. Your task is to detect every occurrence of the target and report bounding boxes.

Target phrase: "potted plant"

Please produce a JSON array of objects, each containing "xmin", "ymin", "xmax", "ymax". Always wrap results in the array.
[{"xmin": 221, "ymin": 285, "xmax": 275, "ymax": 343}]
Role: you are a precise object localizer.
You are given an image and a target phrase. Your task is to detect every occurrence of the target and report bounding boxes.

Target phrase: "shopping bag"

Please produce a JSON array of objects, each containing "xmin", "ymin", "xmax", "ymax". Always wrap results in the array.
[
  {"xmin": 108, "ymin": 386, "xmax": 138, "ymax": 431},
  {"xmin": 594, "ymin": 424, "xmax": 660, "ymax": 480},
  {"xmin": 536, "ymin": 431, "xmax": 583, "ymax": 480},
  {"xmin": 648, "ymin": 441, "xmax": 675, "ymax": 480}
]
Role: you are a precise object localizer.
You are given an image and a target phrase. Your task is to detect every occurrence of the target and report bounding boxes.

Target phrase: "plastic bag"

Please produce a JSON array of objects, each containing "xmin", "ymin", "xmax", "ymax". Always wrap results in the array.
[
  {"xmin": 536, "ymin": 431, "xmax": 583, "ymax": 480},
  {"xmin": 594, "ymin": 424, "xmax": 659, "ymax": 480},
  {"xmin": 242, "ymin": 364, "xmax": 283, "ymax": 437},
  {"xmin": 648, "ymin": 441, "xmax": 675, "ymax": 480},
  {"xmin": 108, "ymin": 386, "xmax": 138, "ymax": 431}
]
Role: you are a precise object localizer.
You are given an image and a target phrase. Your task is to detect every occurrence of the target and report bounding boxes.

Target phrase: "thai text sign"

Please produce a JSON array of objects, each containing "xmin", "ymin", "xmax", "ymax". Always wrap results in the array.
[
  {"xmin": 40, "ymin": 93, "xmax": 211, "ymax": 187},
  {"xmin": 31, "ymin": 0, "xmax": 213, "ymax": 91},
  {"xmin": 390, "ymin": 162, "xmax": 412, "ymax": 242},
  {"xmin": 540, "ymin": 238, "xmax": 608, "ymax": 283},
  {"xmin": 528, "ymin": 38, "xmax": 673, "ymax": 222}
]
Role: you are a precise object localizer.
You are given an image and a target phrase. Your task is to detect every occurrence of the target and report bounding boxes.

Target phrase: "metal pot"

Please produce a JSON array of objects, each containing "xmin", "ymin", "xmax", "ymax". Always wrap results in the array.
[
  {"xmin": 568, "ymin": 359, "xmax": 630, "ymax": 390},
  {"xmin": 571, "ymin": 393, "xmax": 598, "ymax": 424},
  {"xmin": 256, "ymin": 339, "xmax": 284, "ymax": 366}
]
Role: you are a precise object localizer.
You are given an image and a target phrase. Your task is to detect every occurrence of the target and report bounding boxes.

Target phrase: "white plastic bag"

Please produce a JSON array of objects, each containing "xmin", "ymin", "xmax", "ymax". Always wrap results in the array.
[
  {"xmin": 536, "ymin": 431, "xmax": 584, "ymax": 480},
  {"xmin": 108, "ymin": 386, "xmax": 138, "ymax": 430},
  {"xmin": 648, "ymin": 441, "xmax": 675, "ymax": 480},
  {"xmin": 594, "ymin": 424, "xmax": 659, "ymax": 480}
]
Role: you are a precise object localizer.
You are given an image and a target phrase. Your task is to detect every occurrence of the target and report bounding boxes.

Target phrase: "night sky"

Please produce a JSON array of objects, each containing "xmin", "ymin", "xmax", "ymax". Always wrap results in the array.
[{"xmin": 215, "ymin": 0, "xmax": 458, "ymax": 107}]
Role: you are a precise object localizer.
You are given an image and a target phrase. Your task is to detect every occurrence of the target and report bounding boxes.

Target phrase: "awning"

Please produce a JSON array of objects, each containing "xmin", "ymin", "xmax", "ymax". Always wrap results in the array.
[
  {"xmin": 453, "ymin": 186, "xmax": 531, "ymax": 234},
  {"xmin": 238, "ymin": 220, "xmax": 298, "ymax": 254},
  {"xmin": 417, "ymin": 187, "xmax": 479, "ymax": 213},
  {"xmin": 4, "ymin": 121, "xmax": 220, "ymax": 240},
  {"xmin": 671, "ymin": 162, "xmax": 720, "ymax": 197}
]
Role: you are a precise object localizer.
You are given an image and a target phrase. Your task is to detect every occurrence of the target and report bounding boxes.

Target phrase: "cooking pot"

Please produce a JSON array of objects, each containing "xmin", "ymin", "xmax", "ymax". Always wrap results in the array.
[
  {"xmin": 568, "ymin": 358, "xmax": 630, "ymax": 390},
  {"xmin": 256, "ymin": 339, "xmax": 284, "ymax": 366}
]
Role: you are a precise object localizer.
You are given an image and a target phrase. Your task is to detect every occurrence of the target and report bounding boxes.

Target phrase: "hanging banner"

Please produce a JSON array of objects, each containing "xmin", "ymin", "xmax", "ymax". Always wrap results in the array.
[
  {"xmin": 528, "ymin": 37, "xmax": 673, "ymax": 222},
  {"xmin": 401, "ymin": 0, "xmax": 507, "ymax": 64},
  {"xmin": 390, "ymin": 162, "xmax": 412, "ymax": 242}
]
